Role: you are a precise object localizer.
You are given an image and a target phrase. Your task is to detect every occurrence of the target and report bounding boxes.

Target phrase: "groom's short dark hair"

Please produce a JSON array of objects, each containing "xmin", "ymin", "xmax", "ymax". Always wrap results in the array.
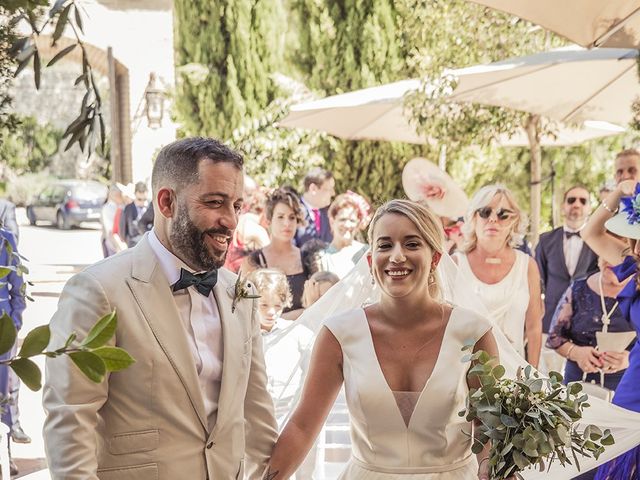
[{"xmin": 151, "ymin": 137, "xmax": 244, "ymax": 193}]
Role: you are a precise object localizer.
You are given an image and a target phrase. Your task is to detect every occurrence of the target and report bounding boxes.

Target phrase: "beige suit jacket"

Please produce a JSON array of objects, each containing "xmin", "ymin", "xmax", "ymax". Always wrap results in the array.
[{"xmin": 43, "ymin": 235, "xmax": 278, "ymax": 480}]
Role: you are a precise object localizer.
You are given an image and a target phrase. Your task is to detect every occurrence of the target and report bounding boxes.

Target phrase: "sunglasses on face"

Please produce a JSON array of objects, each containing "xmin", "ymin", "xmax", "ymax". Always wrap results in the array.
[
  {"xmin": 476, "ymin": 207, "xmax": 515, "ymax": 221},
  {"xmin": 566, "ymin": 197, "xmax": 588, "ymax": 206}
]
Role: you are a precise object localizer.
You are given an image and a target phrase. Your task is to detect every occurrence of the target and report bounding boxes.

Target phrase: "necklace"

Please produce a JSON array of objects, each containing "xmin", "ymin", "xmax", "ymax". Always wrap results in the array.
[
  {"xmin": 598, "ymin": 273, "xmax": 619, "ymax": 333},
  {"xmin": 485, "ymin": 257, "xmax": 502, "ymax": 264}
]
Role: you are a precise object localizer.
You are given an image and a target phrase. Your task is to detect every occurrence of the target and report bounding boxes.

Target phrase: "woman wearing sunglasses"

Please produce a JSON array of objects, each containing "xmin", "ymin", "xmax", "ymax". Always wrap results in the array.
[{"xmin": 451, "ymin": 184, "xmax": 543, "ymax": 367}]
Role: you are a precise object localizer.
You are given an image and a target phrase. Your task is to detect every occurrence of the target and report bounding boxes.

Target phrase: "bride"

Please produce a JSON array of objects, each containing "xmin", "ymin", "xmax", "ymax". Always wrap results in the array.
[{"xmin": 262, "ymin": 199, "xmax": 508, "ymax": 480}]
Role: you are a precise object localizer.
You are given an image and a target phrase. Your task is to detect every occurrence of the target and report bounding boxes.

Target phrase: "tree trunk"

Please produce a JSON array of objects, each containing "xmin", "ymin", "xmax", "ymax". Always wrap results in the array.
[{"xmin": 525, "ymin": 114, "xmax": 542, "ymax": 248}]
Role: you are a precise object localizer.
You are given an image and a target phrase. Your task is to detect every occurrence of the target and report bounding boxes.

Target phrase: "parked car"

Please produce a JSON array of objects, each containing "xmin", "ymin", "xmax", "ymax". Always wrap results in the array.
[{"xmin": 26, "ymin": 180, "xmax": 108, "ymax": 229}]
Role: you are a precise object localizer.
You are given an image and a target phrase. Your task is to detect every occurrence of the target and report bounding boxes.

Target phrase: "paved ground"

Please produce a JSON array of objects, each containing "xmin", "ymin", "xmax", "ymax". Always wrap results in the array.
[{"xmin": 9, "ymin": 209, "xmax": 103, "ymax": 479}]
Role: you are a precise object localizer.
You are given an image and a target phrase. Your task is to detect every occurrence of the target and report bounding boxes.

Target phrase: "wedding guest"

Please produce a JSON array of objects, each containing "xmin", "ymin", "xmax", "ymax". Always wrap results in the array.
[
  {"xmin": 320, "ymin": 193, "xmax": 368, "ymax": 279},
  {"xmin": 547, "ymin": 257, "xmax": 634, "ymax": 389},
  {"xmin": 0, "ymin": 198, "xmax": 18, "ymax": 241},
  {"xmin": 242, "ymin": 188, "xmax": 309, "ymax": 317},
  {"xmin": 0, "ymin": 227, "xmax": 25, "ymax": 476},
  {"xmin": 442, "ymin": 216, "xmax": 464, "ymax": 255},
  {"xmin": 118, "ymin": 181, "xmax": 150, "ymax": 247},
  {"xmin": 225, "ymin": 180, "xmax": 270, "ymax": 273},
  {"xmin": 100, "ymin": 184, "xmax": 124, "ymax": 257},
  {"xmin": 294, "ymin": 168, "xmax": 335, "ymax": 248},
  {"xmin": 614, "ymin": 148, "xmax": 640, "ymax": 184},
  {"xmin": 452, "ymin": 184, "xmax": 543, "ymax": 367},
  {"xmin": 536, "ymin": 186, "xmax": 598, "ymax": 373},
  {"xmin": 250, "ymin": 269, "xmax": 293, "ymax": 333},
  {"xmin": 252, "ymin": 268, "xmax": 315, "ymax": 479},
  {"xmin": 302, "ymin": 271, "xmax": 340, "ymax": 308},
  {"xmin": 599, "ymin": 180, "xmax": 616, "ymax": 202},
  {"xmin": 580, "ymin": 179, "xmax": 640, "ymax": 479},
  {"xmin": 300, "ymin": 239, "xmax": 328, "ymax": 277}
]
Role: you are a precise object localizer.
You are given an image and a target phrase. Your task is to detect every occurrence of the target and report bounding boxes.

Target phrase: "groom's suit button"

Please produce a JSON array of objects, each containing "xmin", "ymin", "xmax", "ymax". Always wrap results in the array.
[{"xmin": 206, "ymin": 442, "xmax": 214, "ymax": 449}]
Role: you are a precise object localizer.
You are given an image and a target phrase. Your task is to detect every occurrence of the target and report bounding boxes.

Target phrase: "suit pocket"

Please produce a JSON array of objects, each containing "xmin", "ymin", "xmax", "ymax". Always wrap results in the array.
[
  {"xmin": 98, "ymin": 462, "xmax": 158, "ymax": 480},
  {"xmin": 108, "ymin": 429, "xmax": 159, "ymax": 455}
]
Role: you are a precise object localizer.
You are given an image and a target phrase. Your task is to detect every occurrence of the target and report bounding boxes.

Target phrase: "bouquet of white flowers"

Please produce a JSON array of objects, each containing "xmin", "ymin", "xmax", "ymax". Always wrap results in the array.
[{"xmin": 460, "ymin": 347, "xmax": 614, "ymax": 480}]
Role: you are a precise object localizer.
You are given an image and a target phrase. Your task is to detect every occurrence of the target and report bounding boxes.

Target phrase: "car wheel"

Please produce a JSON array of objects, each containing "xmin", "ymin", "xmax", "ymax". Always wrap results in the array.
[
  {"xmin": 26, "ymin": 207, "xmax": 37, "ymax": 226},
  {"xmin": 56, "ymin": 211, "xmax": 70, "ymax": 230}
]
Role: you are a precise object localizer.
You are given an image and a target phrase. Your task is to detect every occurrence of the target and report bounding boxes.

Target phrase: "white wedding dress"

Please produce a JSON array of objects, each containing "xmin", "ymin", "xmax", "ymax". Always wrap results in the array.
[{"xmin": 323, "ymin": 307, "xmax": 492, "ymax": 479}]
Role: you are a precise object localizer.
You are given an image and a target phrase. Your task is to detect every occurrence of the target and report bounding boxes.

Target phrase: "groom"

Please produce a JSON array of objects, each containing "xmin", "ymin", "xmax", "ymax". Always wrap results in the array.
[{"xmin": 43, "ymin": 138, "xmax": 278, "ymax": 479}]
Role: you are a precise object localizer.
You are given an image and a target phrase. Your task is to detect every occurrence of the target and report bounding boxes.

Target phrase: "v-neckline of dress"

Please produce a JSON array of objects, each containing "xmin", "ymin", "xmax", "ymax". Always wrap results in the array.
[{"xmin": 359, "ymin": 307, "xmax": 456, "ymax": 430}]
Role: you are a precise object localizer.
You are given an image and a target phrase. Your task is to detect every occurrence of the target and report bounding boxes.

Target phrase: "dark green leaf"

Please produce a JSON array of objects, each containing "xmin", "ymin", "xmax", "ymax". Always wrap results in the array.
[
  {"xmin": 52, "ymin": 4, "xmax": 72, "ymax": 43},
  {"xmin": 47, "ymin": 44, "xmax": 76, "ymax": 67},
  {"xmin": 0, "ymin": 313, "xmax": 17, "ymax": 355},
  {"xmin": 82, "ymin": 311, "xmax": 117, "ymax": 348},
  {"xmin": 92, "ymin": 346, "xmax": 135, "ymax": 371},
  {"xmin": 74, "ymin": 5, "xmax": 84, "ymax": 33},
  {"xmin": 500, "ymin": 413, "xmax": 519, "ymax": 427},
  {"xmin": 74, "ymin": 72, "xmax": 88, "ymax": 86},
  {"xmin": 492, "ymin": 364, "xmax": 505, "ymax": 379},
  {"xmin": 512, "ymin": 450, "xmax": 529, "ymax": 469},
  {"xmin": 0, "ymin": 267, "xmax": 12, "ymax": 278},
  {"xmin": 15, "ymin": 52, "xmax": 34, "ymax": 78},
  {"xmin": 69, "ymin": 351, "xmax": 107, "ymax": 383},
  {"xmin": 33, "ymin": 50, "xmax": 41, "ymax": 89},
  {"xmin": 601, "ymin": 434, "xmax": 615, "ymax": 446},
  {"xmin": 18, "ymin": 325, "xmax": 51, "ymax": 357},
  {"xmin": 9, "ymin": 358, "xmax": 41, "ymax": 391}
]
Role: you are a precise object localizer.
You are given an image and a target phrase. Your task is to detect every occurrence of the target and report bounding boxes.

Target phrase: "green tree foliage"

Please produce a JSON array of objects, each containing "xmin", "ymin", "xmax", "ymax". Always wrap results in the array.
[
  {"xmin": 0, "ymin": 116, "xmax": 63, "ymax": 176},
  {"xmin": 5, "ymin": 0, "xmax": 107, "ymax": 156},
  {"xmin": 173, "ymin": 0, "xmax": 286, "ymax": 139},
  {"xmin": 0, "ymin": 12, "xmax": 19, "ymax": 142},
  {"xmin": 291, "ymin": 0, "xmax": 429, "ymax": 203},
  {"xmin": 231, "ymin": 96, "xmax": 339, "ymax": 189}
]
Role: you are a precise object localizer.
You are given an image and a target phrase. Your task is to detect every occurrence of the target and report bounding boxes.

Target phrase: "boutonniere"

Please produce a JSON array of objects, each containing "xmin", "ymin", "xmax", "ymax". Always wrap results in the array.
[{"xmin": 229, "ymin": 271, "xmax": 260, "ymax": 313}]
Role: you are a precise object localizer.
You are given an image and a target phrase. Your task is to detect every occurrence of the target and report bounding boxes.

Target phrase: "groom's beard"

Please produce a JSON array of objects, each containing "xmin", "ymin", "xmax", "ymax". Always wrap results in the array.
[{"xmin": 170, "ymin": 202, "xmax": 231, "ymax": 271}]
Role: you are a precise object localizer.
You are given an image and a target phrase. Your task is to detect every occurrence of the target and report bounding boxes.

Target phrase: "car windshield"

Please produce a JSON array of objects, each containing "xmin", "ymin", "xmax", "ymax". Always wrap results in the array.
[{"xmin": 72, "ymin": 183, "xmax": 106, "ymax": 201}]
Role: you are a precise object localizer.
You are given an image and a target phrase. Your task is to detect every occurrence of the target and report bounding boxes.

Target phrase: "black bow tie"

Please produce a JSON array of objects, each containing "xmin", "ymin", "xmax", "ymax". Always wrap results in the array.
[
  {"xmin": 172, "ymin": 268, "xmax": 218, "ymax": 297},
  {"xmin": 565, "ymin": 230, "xmax": 581, "ymax": 239}
]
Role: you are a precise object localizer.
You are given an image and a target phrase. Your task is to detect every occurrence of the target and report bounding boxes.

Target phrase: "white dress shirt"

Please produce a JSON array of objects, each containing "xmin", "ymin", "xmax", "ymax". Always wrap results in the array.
[
  {"xmin": 563, "ymin": 226, "xmax": 583, "ymax": 277},
  {"xmin": 148, "ymin": 230, "xmax": 224, "ymax": 429}
]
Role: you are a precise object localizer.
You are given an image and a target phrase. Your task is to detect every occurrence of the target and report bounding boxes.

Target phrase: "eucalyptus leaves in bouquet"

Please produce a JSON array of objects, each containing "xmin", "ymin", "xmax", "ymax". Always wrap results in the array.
[{"xmin": 460, "ymin": 346, "xmax": 614, "ymax": 480}]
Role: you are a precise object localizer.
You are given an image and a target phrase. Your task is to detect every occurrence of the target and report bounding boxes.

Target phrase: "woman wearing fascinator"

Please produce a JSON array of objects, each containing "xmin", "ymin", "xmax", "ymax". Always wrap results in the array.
[
  {"xmin": 582, "ymin": 180, "xmax": 640, "ymax": 479},
  {"xmin": 450, "ymin": 184, "xmax": 543, "ymax": 368}
]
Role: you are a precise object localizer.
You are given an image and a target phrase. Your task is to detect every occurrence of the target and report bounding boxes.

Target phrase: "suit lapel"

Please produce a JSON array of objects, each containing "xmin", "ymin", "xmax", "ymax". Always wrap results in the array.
[
  {"xmin": 574, "ymin": 241, "xmax": 595, "ymax": 279},
  {"xmin": 550, "ymin": 228, "xmax": 570, "ymax": 279},
  {"xmin": 126, "ymin": 236, "xmax": 208, "ymax": 431},
  {"xmin": 210, "ymin": 276, "xmax": 246, "ymax": 435}
]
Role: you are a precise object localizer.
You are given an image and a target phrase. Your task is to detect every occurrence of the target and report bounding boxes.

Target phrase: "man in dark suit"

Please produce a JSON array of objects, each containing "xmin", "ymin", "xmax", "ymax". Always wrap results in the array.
[
  {"xmin": 536, "ymin": 185, "xmax": 599, "ymax": 332},
  {"xmin": 0, "ymin": 198, "xmax": 19, "ymax": 242},
  {"xmin": 118, "ymin": 181, "xmax": 151, "ymax": 248},
  {"xmin": 294, "ymin": 168, "xmax": 335, "ymax": 248}
]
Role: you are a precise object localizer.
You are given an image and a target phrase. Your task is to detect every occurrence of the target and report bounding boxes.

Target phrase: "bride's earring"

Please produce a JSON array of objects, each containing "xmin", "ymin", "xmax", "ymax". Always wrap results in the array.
[{"xmin": 428, "ymin": 270, "xmax": 435, "ymax": 285}]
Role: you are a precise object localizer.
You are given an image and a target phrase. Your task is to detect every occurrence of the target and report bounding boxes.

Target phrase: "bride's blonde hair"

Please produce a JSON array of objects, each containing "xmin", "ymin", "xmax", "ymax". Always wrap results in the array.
[{"xmin": 367, "ymin": 199, "xmax": 444, "ymax": 299}]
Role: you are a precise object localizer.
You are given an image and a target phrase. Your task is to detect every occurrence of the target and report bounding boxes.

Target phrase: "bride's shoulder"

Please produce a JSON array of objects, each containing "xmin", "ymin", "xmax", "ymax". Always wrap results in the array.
[{"xmin": 323, "ymin": 307, "xmax": 366, "ymax": 337}]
